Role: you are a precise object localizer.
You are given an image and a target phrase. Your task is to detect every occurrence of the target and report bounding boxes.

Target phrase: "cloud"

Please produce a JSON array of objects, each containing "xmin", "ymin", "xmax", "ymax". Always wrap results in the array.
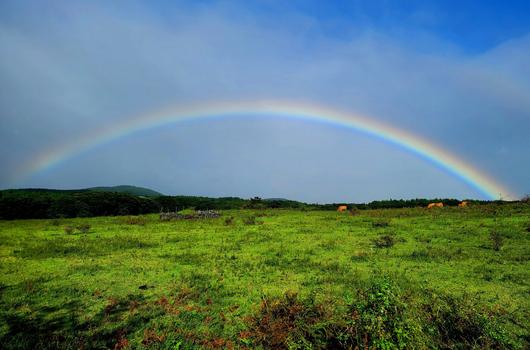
[{"xmin": 0, "ymin": 0, "xmax": 528, "ymax": 199}]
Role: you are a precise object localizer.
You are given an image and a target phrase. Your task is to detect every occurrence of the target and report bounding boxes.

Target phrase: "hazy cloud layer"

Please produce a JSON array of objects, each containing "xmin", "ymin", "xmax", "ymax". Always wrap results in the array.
[{"xmin": 1, "ymin": 1, "xmax": 529, "ymax": 201}]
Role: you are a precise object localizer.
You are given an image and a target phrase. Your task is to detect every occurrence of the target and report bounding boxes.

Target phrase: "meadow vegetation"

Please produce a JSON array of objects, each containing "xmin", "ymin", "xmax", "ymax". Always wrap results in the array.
[{"xmin": 0, "ymin": 204, "xmax": 529, "ymax": 349}]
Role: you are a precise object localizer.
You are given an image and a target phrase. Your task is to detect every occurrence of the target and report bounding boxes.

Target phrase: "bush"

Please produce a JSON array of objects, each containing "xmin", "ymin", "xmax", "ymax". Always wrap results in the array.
[
  {"xmin": 342, "ymin": 278, "xmax": 413, "ymax": 349},
  {"xmin": 224, "ymin": 216, "xmax": 234, "ymax": 226},
  {"xmin": 423, "ymin": 292, "xmax": 514, "ymax": 349},
  {"xmin": 244, "ymin": 278, "xmax": 518, "ymax": 349},
  {"xmin": 372, "ymin": 219, "xmax": 390, "ymax": 228},
  {"xmin": 245, "ymin": 291, "xmax": 330, "ymax": 349},
  {"xmin": 122, "ymin": 216, "xmax": 147, "ymax": 225},
  {"xmin": 243, "ymin": 215, "xmax": 257, "ymax": 225},
  {"xmin": 490, "ymin": 231, "xmax": 504, "ymax": 251},
  {"xmin": 76, "ymin": 224, "xmax": 91, "ymax": 233},
  {"xmin": 64, "ymin": 225, "xmax": 74, "ymax": 234},
  {"xmin": 372, "ymin": 234, "xmax": 395, "ymax": 248},
  {"xmin": 349, "ymin": 208, "xmax": 359, "ymax": 216}
]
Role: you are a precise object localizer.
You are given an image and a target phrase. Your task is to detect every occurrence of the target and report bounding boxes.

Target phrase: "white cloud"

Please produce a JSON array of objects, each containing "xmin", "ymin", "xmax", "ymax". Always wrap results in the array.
[{"xmin": 1, "ymin": 1, "xmax": 528, "ymax": 198}]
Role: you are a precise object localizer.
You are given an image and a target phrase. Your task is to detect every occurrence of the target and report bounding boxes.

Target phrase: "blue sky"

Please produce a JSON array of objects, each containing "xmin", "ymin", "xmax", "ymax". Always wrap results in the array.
[{"xmin": 1, "ymin": 0, "xmax": 529, "ymax": 202}]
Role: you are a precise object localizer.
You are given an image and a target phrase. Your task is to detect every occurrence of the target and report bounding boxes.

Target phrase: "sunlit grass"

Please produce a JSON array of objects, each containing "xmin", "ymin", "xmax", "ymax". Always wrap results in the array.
[{"xmin": 0, "ymin": 205, "xmax": 528, "ymax": 348}]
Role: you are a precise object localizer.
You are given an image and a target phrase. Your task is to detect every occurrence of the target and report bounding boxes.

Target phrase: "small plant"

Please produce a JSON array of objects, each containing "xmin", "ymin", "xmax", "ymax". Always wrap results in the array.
[
  {"xmin": 245, "ymin": 291, "xmax": 328, "ymax": 348},
  {"xmin": 346, "ymin": 278, "xmax": 412, "ymax": 349},
  {"xmin": 64, "ymin": 225, "xmax": 74, "ymax": 234},
  {"xmin": 77, "ymin": 223, "xmax": 91, "ymax": 234},
  {"xmin": 243, "ymin": 215, "xmax": 257, "ymax": 225},
  {"xmin": 349, "ymin": 208, "xmax": 359, "ymax": 216},
  {"xmin": 372, "ymin": 234, "xmax": 395, "ymax": 248},
  {"xmin": 224, "ymin": 216, "xmax": 234, "ymax": 226},
  {"xmin": 489, "ymin": 231, "xmax": 504, "ymax": 251},
  {"xmin": 372, "ymin": 219, "xmax": 390, "ymax": 228},
  {"xmin": 350, "ymin": 250, "xmax": 369, "ymax": 262},
  {"xmin": 123, "ymin": 216, "xmax": 147, "ymax": 225}
]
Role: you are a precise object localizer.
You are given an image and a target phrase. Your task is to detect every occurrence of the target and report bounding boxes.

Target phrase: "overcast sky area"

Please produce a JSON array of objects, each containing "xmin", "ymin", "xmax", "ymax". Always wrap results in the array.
[{"xmin": 1, "ymin": 0, "xmax": 529, "ymax": 203}]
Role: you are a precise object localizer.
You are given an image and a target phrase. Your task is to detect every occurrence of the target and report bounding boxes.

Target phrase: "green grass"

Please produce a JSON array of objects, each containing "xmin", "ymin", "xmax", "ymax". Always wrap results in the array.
[{"xmin": 0, "ymin": 205, "xmax": 529, "ymax": 349}]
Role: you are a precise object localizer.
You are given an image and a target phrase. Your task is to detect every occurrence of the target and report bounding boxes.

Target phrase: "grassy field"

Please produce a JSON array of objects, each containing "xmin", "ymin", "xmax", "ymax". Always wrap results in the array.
[{"xmin": 0, "ymin": 204, "xmax": 529, "ymax": 349}]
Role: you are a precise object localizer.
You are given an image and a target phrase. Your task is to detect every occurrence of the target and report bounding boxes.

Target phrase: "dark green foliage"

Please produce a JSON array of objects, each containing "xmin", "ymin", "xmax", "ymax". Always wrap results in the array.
[
  {"xmin": 224, "ymin": 216, "xmax": 234, "ymax": 226},
  {"xmin": 0, "ymin": 190, "xmax": 158, "ymax": 219},
  {"xmin": 121, "ymin": 216, "xmax": 148, "ymax": 225},
  {"xmin": 372, "ymin": 219, "xmax": 391, "ymax": 227},
  {"xmin": 1, "ymin": 187, "xmax": 525, "ymax": 220},
  {"xmin": 247, "ymin": 279, "xmax": 517, "ymax": 349},
  {"xmin": 155, "ymin": 195, "xmax": 248, "ymax": 211},
  {"xmin": 490, "ymin": 231, "xmax": 504, "ymax": 251},
  {"xmin": 243, "ymin": 215, "xmax": 257, "ymax": 225},
  {"xmin": 423, "ymin": 292, "xmax": 514, "ymax": 349},
  {"xmin": 246, "ymin": 291, "xmax": 330, "ymax": 349},
  {"xmin": 76, "ymin": 224, "xmax": 91, "ymax": 233},
  {"xmin": 372, "ymin": 234, "xmax": 395, "ymax": 248},
  {"xmin": 339, "ymin": 278, "xmax": 413, "ymax": 349}
]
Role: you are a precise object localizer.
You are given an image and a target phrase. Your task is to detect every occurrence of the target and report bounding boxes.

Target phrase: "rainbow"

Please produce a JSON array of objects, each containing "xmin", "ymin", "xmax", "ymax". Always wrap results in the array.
[{"xmin": 14, "ymin": 100, "xmax": 515, "ymax": 199}]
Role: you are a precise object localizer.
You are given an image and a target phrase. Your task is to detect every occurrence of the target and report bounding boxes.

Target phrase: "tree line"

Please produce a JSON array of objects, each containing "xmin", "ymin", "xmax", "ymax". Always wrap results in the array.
[{"xmin": 0, "ymin": 188, "xmax": 502, "ymax": 220}]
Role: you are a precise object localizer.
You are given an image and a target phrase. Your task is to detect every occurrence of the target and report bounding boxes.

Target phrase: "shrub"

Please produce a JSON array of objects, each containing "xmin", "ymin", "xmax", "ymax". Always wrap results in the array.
[
  {"xmin": 243, "ymin": 215, "xmax": 257, "ymax": 225},
  {"xmin": 342, "ymin": 278, "xmax": 413, "ymax": 349},
  {"xmin": 372, "ymin": 219, "xmax": 390, "ymax": 228},
  {"xmin": 123, "ymin": 216, "xmax": 147, "ymax": 225},
  {"xmin": 77, "ymin": 224, "xmax": 91, "ymax": 234},
  {"xmin": 245, "ymin": 291, "xmax": 330, "ymax": 349},
  {"xmin": 350, "ymin": 250, "xmax": 369, "ymax": 262},
  {"xmin": 246, "ymin": 279, "xmax": 414, "ymax": 349},
  {"xmin": 490, "ymin": 231, "xmax": 504, "ymax": 251},
  {"xmin": 243, "ymin": 278, "xmax": 520, "ymax": 349},
  {"xmin": 64, "ymin": 225, "xmax": 74, "ymax": 234},
  {"xmin": 372, "ymin": 234, "xmax": 395, "ymax": 248},
  {"xmin": 349, "ymin": 208, "xmax": 359, "ymax": 216},
  {"xmin": 224, "ymin": 216, "xmax": 234, "ymax": 226},
  {"xmin": 423, "ymin": 292, "xmax": 513, "ymax": 349}
]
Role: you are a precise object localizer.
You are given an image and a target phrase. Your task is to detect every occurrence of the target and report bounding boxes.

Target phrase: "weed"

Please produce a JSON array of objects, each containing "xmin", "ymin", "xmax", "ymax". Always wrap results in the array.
[
  {"xmin": 243, "ymin": 215, "xmax": 257, "ymax": 225},
  {"xmin": 350, "ymin": 250, "xmax": 370, "ymax": 262},
  {"xmin": 342, "ymin": 278, "xmax": 413, "ymax": 349},
  {"xmin": 246, "ymin": 291, "xmax": 329, "ymax": 349},
  {"xmin": 372, "ymin": 234, "xmax": 395, "ymax": 248},
  {"xmin": 372, "ymin": 219, "xmax": 390, "ymax": 228},
  {"xmin": 490, "ymin": 231, "xmax": 504, "ymax": 251},
  {"xmin": 76, "ymin": 223, "xmax": 91, "ymax": 233},
  {"xmin": 349, "ymin": 208, "xmax": 359, "ymax": 216},
  {"xmin": 423, "ymin": 292, "xmax": 514, "ymax": 349},
  {"xmin": 122, "ymin": 216, "xmax": 147, "ymax": 225},
  {"xmin": 224, "ymin": 216, "xmax": 234, "ymax": 226}
]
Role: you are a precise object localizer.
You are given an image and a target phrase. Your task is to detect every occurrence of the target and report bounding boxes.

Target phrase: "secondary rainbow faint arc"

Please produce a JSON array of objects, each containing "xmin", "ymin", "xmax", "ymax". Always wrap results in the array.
[{"xmin": 18, "ymin": 100, "xmax": 515, "ymax": 199}]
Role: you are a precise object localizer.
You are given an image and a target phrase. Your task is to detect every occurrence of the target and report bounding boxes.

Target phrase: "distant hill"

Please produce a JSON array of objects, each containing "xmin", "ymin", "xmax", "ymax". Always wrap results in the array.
[{"xmin": 86, "ymin": 185, "xmax": 163, "ymax": 197}]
